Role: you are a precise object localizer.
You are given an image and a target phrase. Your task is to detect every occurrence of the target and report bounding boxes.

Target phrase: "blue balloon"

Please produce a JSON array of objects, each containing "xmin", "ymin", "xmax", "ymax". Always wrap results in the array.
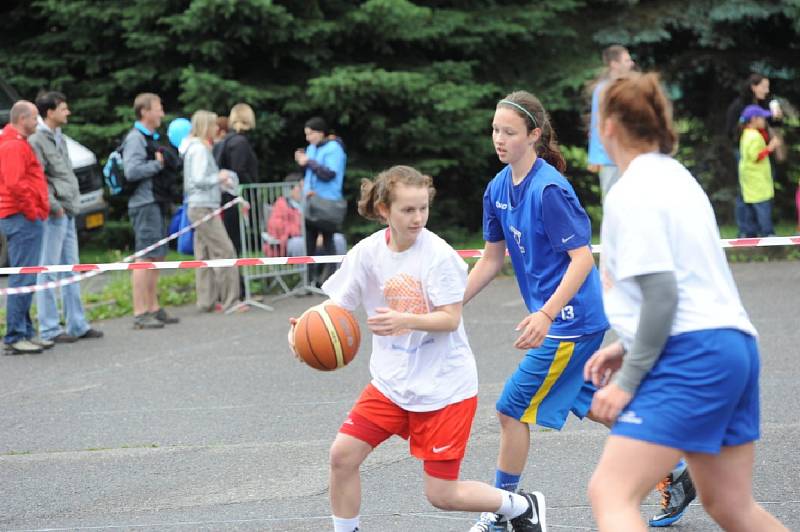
[{"xmin": 167, "ymin": 118, "xmax": 191, "ymax": 149}]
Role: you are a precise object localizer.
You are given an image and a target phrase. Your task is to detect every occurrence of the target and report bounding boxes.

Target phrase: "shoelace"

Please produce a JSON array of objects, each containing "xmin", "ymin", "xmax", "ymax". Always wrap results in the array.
[{"xmin": 656, "ymin": 477, "xmax": 672, "ymax": 509}]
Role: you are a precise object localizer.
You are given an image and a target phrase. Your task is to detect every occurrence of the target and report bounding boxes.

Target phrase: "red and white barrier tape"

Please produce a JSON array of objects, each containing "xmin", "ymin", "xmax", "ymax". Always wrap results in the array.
[
  {"xmin": 0, "ymin": 196, "xmax": 244, "ymax": 296},
  {"xmin": 1, "ymin": 235, "xmax": 798, "ymax": 287}
]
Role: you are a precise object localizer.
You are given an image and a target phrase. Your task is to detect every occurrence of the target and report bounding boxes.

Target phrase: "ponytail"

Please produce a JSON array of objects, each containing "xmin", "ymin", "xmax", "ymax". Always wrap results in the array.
[{"xmin": 537, "ymin": 122, "xmax": 567, "ymax": 174}]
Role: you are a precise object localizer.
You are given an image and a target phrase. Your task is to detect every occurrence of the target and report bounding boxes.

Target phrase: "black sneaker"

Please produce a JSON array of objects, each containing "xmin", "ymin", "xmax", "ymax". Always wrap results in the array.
[
  {"xmin": 509, "ymin": 491, "xmax": 546, "ymax": 532},
  {"xmin": 154, "ymin": 307, "xmax": 179, "ymax": 324},
  {"xmin": 650, "ymin": 467, "xmax": 696, "ymax": 527}
]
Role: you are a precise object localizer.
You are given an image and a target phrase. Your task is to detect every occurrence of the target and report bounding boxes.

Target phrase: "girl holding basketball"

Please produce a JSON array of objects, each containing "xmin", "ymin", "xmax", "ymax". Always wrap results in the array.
[
  {"xmin": 584, "ymin": 73, "xmax": 786, "ymax": 531},
  {"xmin": 463, "ymin": 91, "xmax": 610, "ymax": 532},
  {"xmin": 289, "ymin": 165, "xmax": 544, "ymax": 532}
]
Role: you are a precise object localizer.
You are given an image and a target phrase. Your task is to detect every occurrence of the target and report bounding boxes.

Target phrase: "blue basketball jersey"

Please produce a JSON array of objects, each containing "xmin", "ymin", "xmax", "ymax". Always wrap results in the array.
[{"xmin": 483, "ymin": 159, "xmax": 608, "ymax": 337}]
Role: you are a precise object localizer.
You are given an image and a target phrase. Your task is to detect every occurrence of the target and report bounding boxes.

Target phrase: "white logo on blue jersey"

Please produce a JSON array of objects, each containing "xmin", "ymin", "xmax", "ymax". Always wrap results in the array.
[
  {"xmin": 495, "ymin": 200, "xmax": 508, "ymax": 210},
  {"xmin": 509, "ymin": 225, "xmax": 525, "ymax": 254}
]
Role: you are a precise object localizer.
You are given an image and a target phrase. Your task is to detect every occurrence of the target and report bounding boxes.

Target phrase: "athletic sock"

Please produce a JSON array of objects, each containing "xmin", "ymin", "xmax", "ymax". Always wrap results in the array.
[
  {"xmin": 495, "ymin": 469, "xmax": 521, "ymax": 492},
  {"xmin": 670, "ymin": 459, "xmax": 687, "ymax": 478},
  {"xmin": 496, "ymin": 489, "xmax": 532, "ymax": 520},
  {"xmin": 332, "ymin": 515, "xmax": 360, "ymax": 532}
]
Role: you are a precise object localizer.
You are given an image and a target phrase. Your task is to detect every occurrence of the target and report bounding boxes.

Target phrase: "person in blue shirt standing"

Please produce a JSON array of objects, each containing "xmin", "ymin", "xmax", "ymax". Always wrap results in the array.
[
  {"xmin": 588, "ymin": 45, "xmax": 635, "ymax": 200},
  {"xmin": 464, "ymin": 91, "xmax": 693, "ymax": 532},
  {"xmin": 294, "ymin": 116, "xmax": 346, "ymax": 285}
]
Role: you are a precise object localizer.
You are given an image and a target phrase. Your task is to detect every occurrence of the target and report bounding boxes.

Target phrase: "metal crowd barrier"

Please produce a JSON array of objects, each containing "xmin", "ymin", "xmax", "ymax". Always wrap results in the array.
[{"xmin": 234, "ymin": 182, "xmax": 323, "ymax": 312}]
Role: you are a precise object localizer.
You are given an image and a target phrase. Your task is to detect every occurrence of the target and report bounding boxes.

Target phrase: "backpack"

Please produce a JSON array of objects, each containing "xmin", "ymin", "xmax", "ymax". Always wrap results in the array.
[{"xmin": 102, "ymin": 143, "xmax": 135, "ymax": 196}]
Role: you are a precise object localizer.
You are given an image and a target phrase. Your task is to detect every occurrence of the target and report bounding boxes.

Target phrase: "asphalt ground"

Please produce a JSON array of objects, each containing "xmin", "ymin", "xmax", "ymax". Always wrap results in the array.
[{"xmin": 1, "ymin": 261, "xmax": 798, "ymax": 531}]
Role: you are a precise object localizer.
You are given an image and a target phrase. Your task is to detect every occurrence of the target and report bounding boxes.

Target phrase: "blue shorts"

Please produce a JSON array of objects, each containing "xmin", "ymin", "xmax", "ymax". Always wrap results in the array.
[
  {"xmin": 496, "ymin": 331, "xmax": 605, "ymax": 430},
  {"xmin": 611, "ymin": 328, "xmax": 760, "ymax": 454}
]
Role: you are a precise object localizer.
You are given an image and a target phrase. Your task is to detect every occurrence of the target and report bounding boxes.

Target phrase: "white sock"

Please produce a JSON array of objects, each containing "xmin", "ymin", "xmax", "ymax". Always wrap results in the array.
[
  {"xmin": 495, "ymin": 489, "xmax": 531, "ymax": 520},
  {"xmin": 332, "ymin": 514, "xmax": 360, "ymax": 532}
]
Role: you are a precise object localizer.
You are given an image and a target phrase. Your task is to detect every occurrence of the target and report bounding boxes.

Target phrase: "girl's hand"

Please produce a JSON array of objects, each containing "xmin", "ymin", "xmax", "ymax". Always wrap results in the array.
[
  {"xmin": 768, "ymin": 136, "xmax": 782, "ymax": 151},
  {"xmin": 590, "ymin": 383, "xmax": 632, "ymax": 425},
  {"xmin": 367, "ymin": 307, "xmax": 408, "ymax": 336},
  {"xmin": 287, "ymin": 317, "xmax": 302, "ymax": 362},
  {"xmin": 513, "ymin": 311, "xmax": 552, "ymax": 349},
  {"xmin": 583, "ymin": 342, "xmax": 625, "ymax": 386},
  {"xmin": 294, "ymin": 149, "xmax": 308, "ymax": 166}
]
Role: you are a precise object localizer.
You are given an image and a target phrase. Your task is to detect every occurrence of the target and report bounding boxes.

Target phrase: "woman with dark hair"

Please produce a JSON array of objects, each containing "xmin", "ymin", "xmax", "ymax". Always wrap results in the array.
[{"xmin": 294, "ymin": 116, "xmax": 346, "ymax": 285}]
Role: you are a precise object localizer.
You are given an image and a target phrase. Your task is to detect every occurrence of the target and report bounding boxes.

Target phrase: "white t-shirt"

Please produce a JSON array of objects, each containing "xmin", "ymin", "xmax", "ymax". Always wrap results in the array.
[
  {"xmin": 601, "ymin": 153, "xmax": 756, "ymax": 347},
  {"xmin": 322, "ymin": 228, "xmax": 478, "ymax": 412}
]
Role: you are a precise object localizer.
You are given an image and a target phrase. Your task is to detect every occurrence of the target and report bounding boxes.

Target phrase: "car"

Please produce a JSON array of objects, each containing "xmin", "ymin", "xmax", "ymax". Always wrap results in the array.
[{"xmin": 0, "ymin": 80, "xmax": 107, "ymax": 267}]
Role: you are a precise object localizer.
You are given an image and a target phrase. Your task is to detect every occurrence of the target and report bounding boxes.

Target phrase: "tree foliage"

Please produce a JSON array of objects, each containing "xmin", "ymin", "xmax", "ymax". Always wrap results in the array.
[{"xmin": 1, "ymin": 0, "xmax": 797, "ymax": 238}]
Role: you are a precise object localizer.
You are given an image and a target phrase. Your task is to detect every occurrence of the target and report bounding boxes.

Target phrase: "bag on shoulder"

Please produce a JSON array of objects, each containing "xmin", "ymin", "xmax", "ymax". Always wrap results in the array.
[
  {"xmin": 306, "ymin": 195, "xmax": 347, "ymax": 233},
  {"xmin": 102, "ymin": 144, "xmax": 136, "ymax": 196}
]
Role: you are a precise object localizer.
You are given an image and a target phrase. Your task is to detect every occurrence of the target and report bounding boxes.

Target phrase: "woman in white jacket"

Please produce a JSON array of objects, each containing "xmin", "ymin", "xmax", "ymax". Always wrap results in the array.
[{"xmin": 180, "ymin": 110, "xmax": 240, "ymax": 312}]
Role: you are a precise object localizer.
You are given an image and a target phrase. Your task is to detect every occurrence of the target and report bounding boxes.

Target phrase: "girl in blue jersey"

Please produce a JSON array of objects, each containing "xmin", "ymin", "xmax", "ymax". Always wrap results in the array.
[
  {"xmin": 584, "ymin": 74, "xmax": 787, "ymax": 531},
  {"xmin": 464, "ymin": 91, "xmax": 609, "ymax": 532}
]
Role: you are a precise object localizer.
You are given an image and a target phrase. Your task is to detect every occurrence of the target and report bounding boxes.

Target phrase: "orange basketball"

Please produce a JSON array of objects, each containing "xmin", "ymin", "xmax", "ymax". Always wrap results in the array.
[{"xmin": 293, "ymin": 304, "xmax": 360, "ymax": 371}]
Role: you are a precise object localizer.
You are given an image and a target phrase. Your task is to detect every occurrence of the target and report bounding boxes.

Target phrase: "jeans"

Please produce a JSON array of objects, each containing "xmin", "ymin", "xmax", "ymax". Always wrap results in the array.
[
  {"xmin": 36, "ymin": 215, "xmax": 90, "ymax": 339},
  {"xmin": 0, "ymin": 214, "xmax": 43, "ymax": 344},
  {"xmin": 744, "ymin": 200, "xmax": 774, "ymax": 237},
  {"xmin": 735, "ymin": 194, "xmax": 756, "ymax": 237}
]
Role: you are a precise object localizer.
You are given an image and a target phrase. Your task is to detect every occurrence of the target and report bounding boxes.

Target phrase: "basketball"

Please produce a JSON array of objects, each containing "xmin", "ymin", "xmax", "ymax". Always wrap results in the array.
[{"xmin": 293, "ymin": 304, "xmax": 360, "ymax": 371}]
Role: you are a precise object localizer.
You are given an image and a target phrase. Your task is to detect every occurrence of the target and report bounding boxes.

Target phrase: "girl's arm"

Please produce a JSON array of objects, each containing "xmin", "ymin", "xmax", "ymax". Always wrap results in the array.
[
  {"xmin": 367, "ymin": 302, "xmax": 462, "ymax": 336},
  {"xmin": 464, "ymin": 240, "xmax": 506, "ymax": 305},
  {"xmin": 514, "ymin": 245, "xmax": 595, "ymax": 349}
]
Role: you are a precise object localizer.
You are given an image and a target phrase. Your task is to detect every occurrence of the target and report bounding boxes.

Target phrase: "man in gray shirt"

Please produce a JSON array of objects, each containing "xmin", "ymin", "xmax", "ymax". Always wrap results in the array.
[
  {"xmin": 123, "ymin": 92, "xmax": 179, "ymax": 329},
  {"xmin": 29, "ymin": 91, "xmax": 103, "ymax": 343}
]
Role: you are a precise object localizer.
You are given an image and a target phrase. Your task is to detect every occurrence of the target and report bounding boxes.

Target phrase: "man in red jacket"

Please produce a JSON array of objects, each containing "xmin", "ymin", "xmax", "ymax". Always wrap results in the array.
[{"xmin": 0, "ymin": 100, "xmax": 50, "ymax": 354}]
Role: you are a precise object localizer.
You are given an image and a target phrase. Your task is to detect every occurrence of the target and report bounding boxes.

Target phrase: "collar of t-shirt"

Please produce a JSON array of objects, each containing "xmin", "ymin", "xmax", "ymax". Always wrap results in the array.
[
  {"xmin": 509, "ymin": 157, "xmax": 543, "ymax": 208},
  {"xmin": 134, "ymin": 121, "xmax": 160, "ymax": 140}
]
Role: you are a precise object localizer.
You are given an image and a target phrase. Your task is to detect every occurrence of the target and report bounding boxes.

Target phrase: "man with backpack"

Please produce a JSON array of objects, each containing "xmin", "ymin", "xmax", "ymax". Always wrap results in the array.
[{"xmin": 122, "ymin": 92, "xmax": 179, "ymax": 330}]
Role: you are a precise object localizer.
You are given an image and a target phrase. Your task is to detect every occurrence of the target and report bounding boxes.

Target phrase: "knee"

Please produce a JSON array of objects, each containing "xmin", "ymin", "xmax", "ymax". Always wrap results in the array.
[
  {"xmin": 587, "ymin": 471, "xmax": 606, "ymax": 508},
  {"xmin": 424, "ymin": 484, "xmax": 457, "ymax": 511},
  {"xmin": 329, "ymin": 441, "xmax": 361, "ymax": 473}
]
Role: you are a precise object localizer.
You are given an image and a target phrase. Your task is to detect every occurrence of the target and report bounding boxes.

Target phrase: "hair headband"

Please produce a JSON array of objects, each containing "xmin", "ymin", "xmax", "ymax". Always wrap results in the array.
[{"xmin": 498, "ymin": 99, "xmax": 538, "ymax": 129}]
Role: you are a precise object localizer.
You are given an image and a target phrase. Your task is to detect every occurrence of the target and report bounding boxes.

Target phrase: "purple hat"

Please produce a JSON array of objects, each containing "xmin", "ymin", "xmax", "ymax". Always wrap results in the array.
[{"xmin": 740, "ymin": 104, "xmax": 771, "ymax": 121}]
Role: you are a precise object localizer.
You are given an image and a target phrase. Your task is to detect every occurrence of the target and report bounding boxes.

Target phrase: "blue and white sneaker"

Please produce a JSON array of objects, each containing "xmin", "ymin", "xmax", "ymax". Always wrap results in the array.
[
  {"xmin": 468, "ymin": 512, "xmax": 507, "ymax": 531},
  {"xmin": 649, "ymin": 467, "xmax": 696, "ymax": 527}
]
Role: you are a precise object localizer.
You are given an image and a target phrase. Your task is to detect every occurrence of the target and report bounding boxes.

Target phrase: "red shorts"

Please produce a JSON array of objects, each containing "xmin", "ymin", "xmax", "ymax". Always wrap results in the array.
[{"xmin": 338, "ymin": 383, "xmax": 478, "ymax": 480}]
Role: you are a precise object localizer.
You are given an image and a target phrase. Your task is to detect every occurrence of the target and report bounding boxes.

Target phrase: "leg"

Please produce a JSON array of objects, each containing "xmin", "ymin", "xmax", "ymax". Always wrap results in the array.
[
  {"xmin": 189, "ymin": 207, "xmax": 214, "ymax": 310},
  {"xmin": 60, "ymin": 217, "xmax": 90, "ymax": 337},
  {"xmin": 317, "ymin": 230, "xmax": 336, "ymax": 284},
  {"xmin": 131, "ymin": 268, "xmax": 149, "ymax": 316},
  {"xmin": 497, "ymin": 413, "xmax": 531, "ymax": 475},
  {"xmin": 329, "ymin": 433, "xmax": 373, "ymax": 518},
  {"xmin": 36, "ymin": 215, "xmax": 67, "ymax": 340},
  {"xmin": 204, "ymin": 216, "xmax": 240, "ymax": 310},
  {"xmin": 751, "ymin": 200, "xmax": 774, "ymax": 236},
  {"xmin": 1, "ymin": 216, "xmax": 43, "ymax": 344},
  {"xmin": 145, "ymin": 268, "xmax": 160, "ymax": 313},
  {"xmin": 588, "ymin": 435, "xmax": 681, "ymax": 532},
  {"xmin": 686, "ymin": 444, "xmax": 787, "ymax": 532}
]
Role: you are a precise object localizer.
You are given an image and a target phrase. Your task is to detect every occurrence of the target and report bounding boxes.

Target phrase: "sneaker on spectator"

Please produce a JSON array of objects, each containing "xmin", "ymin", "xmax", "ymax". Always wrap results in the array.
[
  {"xmin": 31, "ymin": 337, "xmax": 55, "ymax": 349},
  {"xmin": 133, "ymin": 313, "xmax": 165, "ymax": 330},
  {"xmin": 51, "ymin": 333, "xmax": 78, "ymax": 344},
  {"xmin": 5, "ymin": 340, "xmax": 44, "ymax": 354},
  {"xmin": 79, "ymin": 328, "xmax": 104, "ymax": 339},
  {"xmin": 154, "ymin": 307, "xmax": 179, "ymax": 324}
]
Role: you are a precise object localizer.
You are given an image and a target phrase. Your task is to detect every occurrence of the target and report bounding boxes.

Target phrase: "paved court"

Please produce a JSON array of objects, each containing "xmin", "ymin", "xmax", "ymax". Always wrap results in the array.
[{"xmin": 1, "ymin": 261, "xmax": 798, "ymax": 531}]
